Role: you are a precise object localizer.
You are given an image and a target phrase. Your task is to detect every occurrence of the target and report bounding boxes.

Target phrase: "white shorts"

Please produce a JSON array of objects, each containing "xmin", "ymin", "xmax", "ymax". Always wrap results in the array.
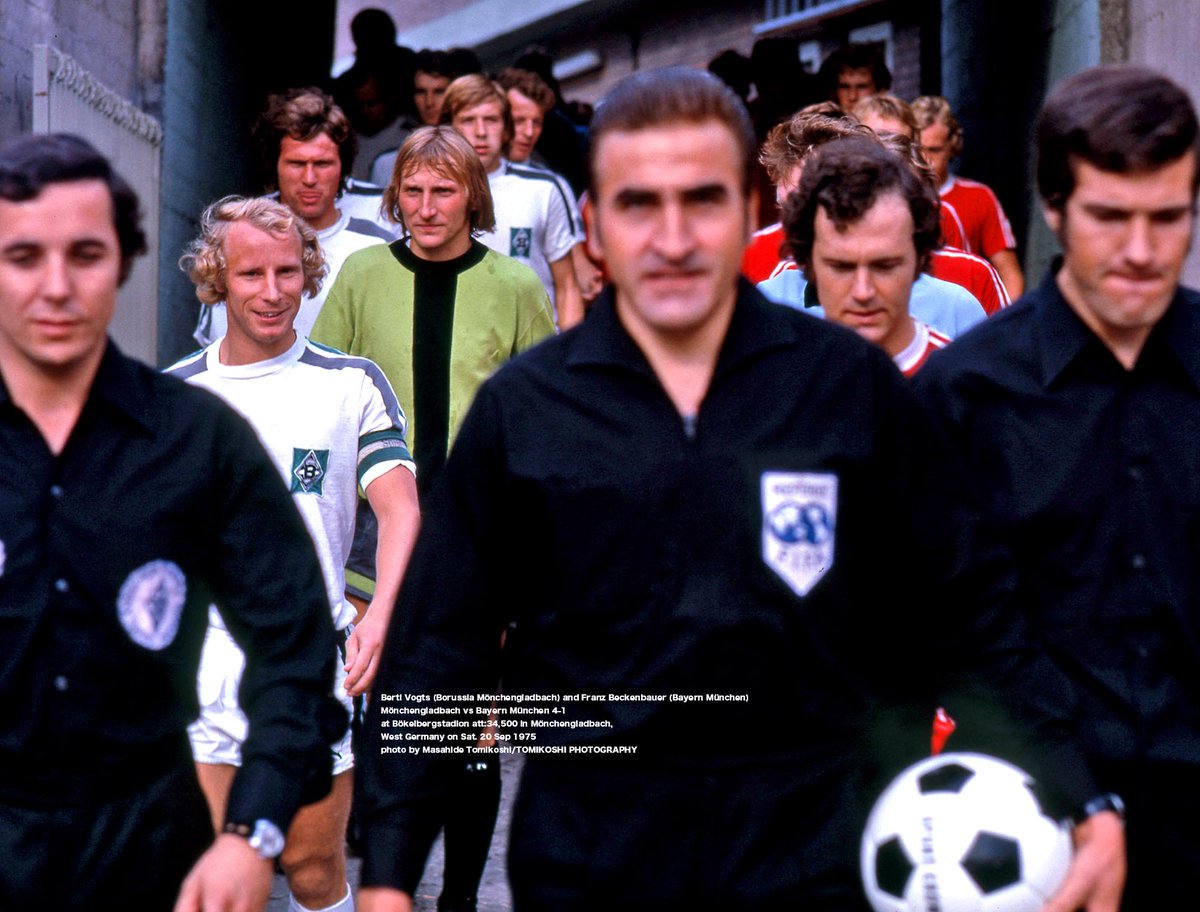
[{"xmin": 188, "ymin": 623, "xmax": 354, "ymax": 775}]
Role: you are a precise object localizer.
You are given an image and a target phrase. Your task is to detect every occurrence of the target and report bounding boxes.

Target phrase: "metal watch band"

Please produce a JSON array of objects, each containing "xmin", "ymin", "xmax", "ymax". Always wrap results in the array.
[{"xmin": 1075, "ymin": 792, "xmax": 1126, "ymax": 825}]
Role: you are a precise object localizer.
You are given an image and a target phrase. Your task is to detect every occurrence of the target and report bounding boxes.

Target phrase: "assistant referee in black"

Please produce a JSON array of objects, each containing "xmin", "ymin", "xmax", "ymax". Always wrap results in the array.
[{"xmin": 0, "ymin": 134, "xmax": 346, "ymax": 910}]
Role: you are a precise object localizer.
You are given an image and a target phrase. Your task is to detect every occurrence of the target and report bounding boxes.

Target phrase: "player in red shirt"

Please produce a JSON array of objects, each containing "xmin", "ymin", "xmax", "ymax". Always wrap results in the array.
[
  {"xmin": 873, "ymin": 130, "xmax": 1012, "ymax": 316},
  {"xmin": 852, "ymin": 94, "xmax": 971, "ymax": 255},
  {"xmin": 913, "ymin": 95, "xmax": 1024, "ymax": 298},
  {"xmin": 742, "ymin": 102, "xmax": 870, "ymax": 283}
]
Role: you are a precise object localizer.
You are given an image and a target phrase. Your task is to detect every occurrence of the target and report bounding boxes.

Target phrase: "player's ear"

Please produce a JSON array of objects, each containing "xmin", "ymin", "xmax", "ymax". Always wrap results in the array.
[
  {"xmin": 583, "ymin": 193, "xmax": 604, "ymax": 264},
  {"xmin": 1041, "ymin": 202, "xmax": 1063, "ymax": 236},
  {"xmin": 743, "ymin": 185, "xmax": 758, "ymax": 247}
]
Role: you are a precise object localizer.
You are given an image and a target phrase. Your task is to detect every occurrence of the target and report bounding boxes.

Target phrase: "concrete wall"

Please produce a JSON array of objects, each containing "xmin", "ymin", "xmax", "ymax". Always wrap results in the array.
[
  {"xmin": 0, "ymin": 0, "xmax": 340, "ymax": 366},
  {"xmin": 547, "ymin": 1, "xmax": 761, "ymax": 104},
  {"xmin": 0, "ymin": 0, "xmax": 144, "ymax": 140},
  {"xmin": 942, "ymin": 0, "xmax": 1058, "ymax": 274},
  {"xmin": 157, "ymin": 0, "xmax": 337, "ymax": 365},
  {"xmin": 1127, "ymin": 0, "xmax": 1200, "ymax": 287},
  {"xmin": 1022, "ymin": 0, "xmax": 1105, "ymax": 285}
]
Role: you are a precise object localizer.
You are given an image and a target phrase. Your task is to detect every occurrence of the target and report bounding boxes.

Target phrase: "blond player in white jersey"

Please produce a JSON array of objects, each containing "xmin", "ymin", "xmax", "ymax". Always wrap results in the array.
[{"xmin": 169, "ymin": 196, "xmax": 419, "ymax": 912}]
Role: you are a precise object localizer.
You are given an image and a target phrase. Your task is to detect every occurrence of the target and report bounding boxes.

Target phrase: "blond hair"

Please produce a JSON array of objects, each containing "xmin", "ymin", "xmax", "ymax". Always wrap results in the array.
[
  {"xmin": 382, "ymin": 126, "xmax": 496, "ymax": 235},
  {"xmin": 180, "ymin": 195, "xmax": 326, "ymax": 305}
]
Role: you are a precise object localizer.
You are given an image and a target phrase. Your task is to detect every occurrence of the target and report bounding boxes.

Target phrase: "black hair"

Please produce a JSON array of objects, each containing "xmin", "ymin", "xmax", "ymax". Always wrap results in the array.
[
  {"xmin": 784, "ymin": 134, "xmax": 940, "ymax": 274},
  {"xmin": 1036, "ymin": 65, "xmax": 1200, "ymax": 211},
  {"xmin": 0, "ymin": 133, "xmax": 146, "ymax": 281}
]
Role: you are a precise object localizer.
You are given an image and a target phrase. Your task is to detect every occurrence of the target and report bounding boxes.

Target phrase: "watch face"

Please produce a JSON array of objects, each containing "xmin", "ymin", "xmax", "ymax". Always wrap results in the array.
[{"xmin": 249, "ymin": 819, "xmax": 286, "ymax": 858}]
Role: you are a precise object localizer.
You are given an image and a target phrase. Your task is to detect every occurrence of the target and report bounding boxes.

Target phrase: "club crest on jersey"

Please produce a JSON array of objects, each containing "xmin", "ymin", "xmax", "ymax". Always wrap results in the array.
[
  {"xmin": 117, "ymin": 559, "xmax": 186, "ymax": 650},
  {"xmin": 509, "ymin": 227, "xmax": 532, "ymax": 258},
  {"xmin": 292, "ymin": 448, "xmax": 329, "ymax": 495},
  {"xmin": 761, "ymin": 471, "xmax": 837, "ymax": 596}
]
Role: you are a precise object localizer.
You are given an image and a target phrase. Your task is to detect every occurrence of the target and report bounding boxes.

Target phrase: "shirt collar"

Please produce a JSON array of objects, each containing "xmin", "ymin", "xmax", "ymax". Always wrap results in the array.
[
  {"xmin": 1153, "ymin": 286, "xmax": 1200, "ymax": 391},
  {"xmin": 319, "ymin": 209, "xmax": 350, "ymax": 240},
  {"xmin": 565, "ymin": 278, "xmax": 801, "ymax": 381},
  {"xmin": 1035, "ymin": 259, "xmax": 1200, "ymax": 390},
  {"xmin": 389, "ymin": 237, "xmax": 488, "ymax": 274},
  {"xmin": 1033, "ymin": 263, "xmax": 1094, "ymax": 387},
  {"xmin": 90, "ymin": 341, "xmax": 157, "ymax": 433},
  {"xmin": 0, "ymin": 340, "xmax": 155, "ymax": 433}
]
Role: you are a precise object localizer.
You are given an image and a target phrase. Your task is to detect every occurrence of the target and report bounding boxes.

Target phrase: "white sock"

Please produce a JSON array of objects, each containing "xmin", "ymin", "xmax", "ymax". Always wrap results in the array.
[{"xmin": 288, "ymin": 883, "xmax": 354, "ymax": 912}]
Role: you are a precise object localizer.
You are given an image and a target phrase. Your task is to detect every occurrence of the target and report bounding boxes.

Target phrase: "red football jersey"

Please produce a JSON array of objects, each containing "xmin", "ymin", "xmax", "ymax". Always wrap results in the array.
[
  {"xmin": 927, "ymin": 247, "xmax": 1011, "ymax": 316},
  {"xmin": 742, "ymin": 222, "xmax": 786, "ymax": 283},
  {"xmin": 940, "ymin": 176, "xmax": 1016, "ymax": 258},
  {"xmin": 939, "ymin": 200, "xmax": 967, "ymax": 251}
]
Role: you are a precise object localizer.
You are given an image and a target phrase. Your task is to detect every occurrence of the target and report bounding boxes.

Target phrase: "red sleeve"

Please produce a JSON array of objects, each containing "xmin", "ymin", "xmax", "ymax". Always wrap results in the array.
[{"xmin": 741, "ymin": 224, "xmax": 786, "ymax": 283}]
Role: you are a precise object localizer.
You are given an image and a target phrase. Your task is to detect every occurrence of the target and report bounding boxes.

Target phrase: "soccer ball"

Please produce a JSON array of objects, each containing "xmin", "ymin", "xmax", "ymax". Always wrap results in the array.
[{"xmin": 860, "ymin": 752, "xmax": 1072, "ymax": 912}]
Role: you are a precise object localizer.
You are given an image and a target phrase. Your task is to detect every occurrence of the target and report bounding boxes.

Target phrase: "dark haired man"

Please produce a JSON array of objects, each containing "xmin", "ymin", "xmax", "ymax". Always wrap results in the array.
[
  {"xmin": 414, "ymin": 49, "xmax": 455, "ymax": 127},
  {"xmin": 0, "ymin": 133, "xmax": 345, "ymax": 910},
  {"xmin": 782, "ymin": 136, "xmax": 948, "ymax": 375},
  {"xmin": 916, "ymin": 64, "xmax": 1200, "ymax": 911},
  {"xmin": 819, "ymin": 43, "xmax": 891, "ymax": 113},
  {"xmin": 195, "ymin": 88, "xmax": 392, "ymax": 346},
  {"xmin": 355, "ymin": 68, "xmax": 1120, "ymax": 912},
  {"xmin": 754, "ymin": 112, "xmax": 986, "ymax": 339}
]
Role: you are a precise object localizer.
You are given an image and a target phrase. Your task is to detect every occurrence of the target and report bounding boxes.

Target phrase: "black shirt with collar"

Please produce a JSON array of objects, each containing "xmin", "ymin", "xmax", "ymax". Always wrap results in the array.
[
  {"xmin": 0, "ymin": 342, "xmax": 346, "ymax": 827},
  {"xmin": 357, "ymin": 280, "xmax": 1095, "ymax": 891},
  {"xmin": 914, "ymin": 265, "xmax": 1200, "ymax": 765}
]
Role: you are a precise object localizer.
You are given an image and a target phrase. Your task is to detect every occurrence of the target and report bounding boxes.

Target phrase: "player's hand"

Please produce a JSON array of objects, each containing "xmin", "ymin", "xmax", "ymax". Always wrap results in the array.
[
  {"xmin": 576, "ymin": 257, "xmax": 605, "ymax": 301},
  {"xmin": 173, "ymin": 833, "xmax": 273, "ymax": 912},
  {"xmin": 1040, "ymin": 810, "xmax": 1125, "ymax": 912},
  {"xmin": 357, "ymin": 887, "xmax": 414, "ymax": 912},
  {"xmin": 344, "ymin": 603, "xmax": 387, "ymax": 697}
]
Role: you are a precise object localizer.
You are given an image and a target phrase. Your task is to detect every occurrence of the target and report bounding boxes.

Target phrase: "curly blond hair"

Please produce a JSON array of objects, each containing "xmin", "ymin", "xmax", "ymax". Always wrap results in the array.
[{"xmin": 180, "ymin": 195, "xmax": 326, "ymax": 305}]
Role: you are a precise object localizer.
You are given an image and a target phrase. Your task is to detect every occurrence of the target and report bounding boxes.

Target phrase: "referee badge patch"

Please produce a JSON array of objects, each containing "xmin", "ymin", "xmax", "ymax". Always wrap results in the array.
[
  {"xmin": 761, "ymin": 471, "xmax": 837, "ymax": 596},
  {"xmin": 117, "ymin": 559, "xmax": 186, "ymax": 650},
  {"xmin": 292, "ymin": 448, "xmax": 329, "ymax": 495}
]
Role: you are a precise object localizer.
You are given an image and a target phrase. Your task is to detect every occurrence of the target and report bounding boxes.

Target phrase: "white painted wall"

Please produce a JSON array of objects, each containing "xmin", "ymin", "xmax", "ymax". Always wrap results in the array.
[
  {"xmin": 1127, "ymin": 0, "xmax": 1200, "ymax": 288},
  {"xmin": 33, "ymin": 45, "xmax": 162, "ymax": 367}
]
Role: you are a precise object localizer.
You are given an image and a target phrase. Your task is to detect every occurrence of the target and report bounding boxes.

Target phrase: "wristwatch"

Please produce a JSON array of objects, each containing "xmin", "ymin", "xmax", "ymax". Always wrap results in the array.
[
  {"xmin": 223, "ymin": 819, "xmax": 286, "ymax": 859},
  {"xmin": 1073, "ymin": 792, "xmax": 1126, "ymax": 825}
]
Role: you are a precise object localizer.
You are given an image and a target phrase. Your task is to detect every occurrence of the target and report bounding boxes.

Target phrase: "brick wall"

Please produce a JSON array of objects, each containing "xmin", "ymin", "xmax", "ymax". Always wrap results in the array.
[
  {"xmin": 539, "ymin": 1, "xmax": 761, "ymax": 105},
  {"xmin": 891, "ymin": 23, "xmax": 922, "ymax": 100}
]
